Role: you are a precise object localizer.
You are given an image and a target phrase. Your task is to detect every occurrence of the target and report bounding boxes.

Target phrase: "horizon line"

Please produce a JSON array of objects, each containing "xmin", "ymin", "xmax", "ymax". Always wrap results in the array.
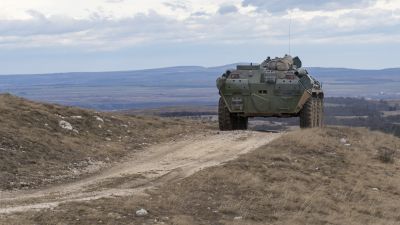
[{"xmin": 0, "ymin": 64, "xmax": 399, "ymax": 76}]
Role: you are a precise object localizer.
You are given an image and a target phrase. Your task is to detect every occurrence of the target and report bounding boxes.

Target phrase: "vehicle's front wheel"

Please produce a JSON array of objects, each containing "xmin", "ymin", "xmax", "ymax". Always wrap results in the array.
[
  {"xmin": 218, "ymin": 97, "xmax": 234, "ymax": 131},
  {"xmin": 300, "ymin": 95, "xmax": 324, "ymax": 128},
  {"xmin": 218, "ymin": 98, "xmax": 248, "ymax": 131}
]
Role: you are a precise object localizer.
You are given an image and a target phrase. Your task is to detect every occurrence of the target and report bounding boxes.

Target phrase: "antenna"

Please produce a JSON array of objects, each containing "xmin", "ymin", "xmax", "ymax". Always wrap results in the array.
[{"xmin": 289, "ymin": 15, "xmax": 292, "ymax": 55}]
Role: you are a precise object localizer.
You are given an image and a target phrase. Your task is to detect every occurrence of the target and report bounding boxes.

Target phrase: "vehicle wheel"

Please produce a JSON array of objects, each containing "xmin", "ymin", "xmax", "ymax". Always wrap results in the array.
[
  {"xmin": 315, "ymin": 96, "xmax": 324, "ymax": 127},
  {"xmin": 300, "ymin": 95, "xmax": 324, "ymax": 128},
  {"xmin": 218, "ymin": 97, "xmax": 234, "ymax": 130},
  {"xmin": 300, "ymin": 97, "xmax": 312, "ymax": 128}
]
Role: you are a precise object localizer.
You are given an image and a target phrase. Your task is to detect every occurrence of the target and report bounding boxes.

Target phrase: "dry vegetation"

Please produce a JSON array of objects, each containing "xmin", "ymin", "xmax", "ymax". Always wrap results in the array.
[
  {"xmin": 0, "ymin": 94, "xmax": 208, "ymax": 190},
  {"xmin": 3, "ymin": 127, "xmax": 400, "ymax": 225}
]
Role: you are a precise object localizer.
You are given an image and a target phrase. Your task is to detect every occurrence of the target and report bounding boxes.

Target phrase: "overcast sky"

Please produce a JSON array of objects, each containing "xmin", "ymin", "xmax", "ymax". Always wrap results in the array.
[{"xmin": 0, "ymin": 0, "xmax": 399, "ymax": 74}]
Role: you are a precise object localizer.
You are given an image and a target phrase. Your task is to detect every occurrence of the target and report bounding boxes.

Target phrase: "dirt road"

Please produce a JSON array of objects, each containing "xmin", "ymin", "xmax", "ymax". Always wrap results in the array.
[{"xmin": 0, "ymin": 130, "xmax": 280, "ymax": 214}]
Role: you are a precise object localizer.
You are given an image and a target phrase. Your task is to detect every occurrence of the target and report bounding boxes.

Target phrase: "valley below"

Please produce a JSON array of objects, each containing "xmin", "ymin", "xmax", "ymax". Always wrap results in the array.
[{"xmin": 0, "ymin": 66, "xmax": 399, "ymax": 110}]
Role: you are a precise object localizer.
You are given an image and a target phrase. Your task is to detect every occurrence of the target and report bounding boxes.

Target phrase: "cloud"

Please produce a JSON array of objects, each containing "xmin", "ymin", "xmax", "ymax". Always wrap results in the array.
[
  {"xmin": 191, "ymin": 11, "xmax": 209, "ymax": 17},
  {"xmin": 0, "ymin": 10, "xmax": 197, "ymax": 50},
  {"xmin": 0, "ymin": 11, "xmax": 92, "ymax": 36},
  {"xmin": 163, "ymin": 1, "xmax": 188, "ymax": 11},
  {"xmin": 0, "ymin": 0, "xmax": 399, "ymax": 52},
  {"xmin": 218, "ymin": 5, "xmax": 238, "ymax": 14},
  {"xmin": 1, "ymin": 0, "xmax": 400, "ymax": 73},
  {"xmin": 105, "ymin": 0, "xmax": 125, "ymax": 3},
  {"xmin": 242, "ymin": 0, "xmax": 374, "ymax": 12}
]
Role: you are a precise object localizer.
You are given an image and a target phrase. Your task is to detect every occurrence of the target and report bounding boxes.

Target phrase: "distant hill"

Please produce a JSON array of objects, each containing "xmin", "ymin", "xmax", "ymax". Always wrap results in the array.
[
  {"xmin": 0, "ymin": 65, "xmax": 399, "ymax": 110},
  {"xmin": 307, "ymin": 67, "xmax": 400, "ymax": 99}
]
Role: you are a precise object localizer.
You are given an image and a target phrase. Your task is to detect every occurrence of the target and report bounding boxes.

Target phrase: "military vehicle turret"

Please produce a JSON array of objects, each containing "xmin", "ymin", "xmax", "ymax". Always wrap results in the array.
[{"xmin": 216, "ymin": 55, "xmax": 323, "ymax": 130}]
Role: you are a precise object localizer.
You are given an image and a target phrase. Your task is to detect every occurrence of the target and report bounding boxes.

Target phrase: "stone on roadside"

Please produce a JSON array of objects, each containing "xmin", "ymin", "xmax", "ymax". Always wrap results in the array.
[
  {"xmin": 59, "ymin": 120, "xmax": 73, "ymax": 131},
  {"xmin": 94, "ymin": 116, "xmax": 104, "ymax": 123},
  {"xmin": 136, "ymin": 208, "xmax": 148, "ymax": 217}
]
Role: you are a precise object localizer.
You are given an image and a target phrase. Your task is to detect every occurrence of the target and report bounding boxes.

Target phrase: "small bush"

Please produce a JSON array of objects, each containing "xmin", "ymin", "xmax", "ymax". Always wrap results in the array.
[{"xmin": 378, "ymin": 147, "xmax": 396, "ymax": 163}]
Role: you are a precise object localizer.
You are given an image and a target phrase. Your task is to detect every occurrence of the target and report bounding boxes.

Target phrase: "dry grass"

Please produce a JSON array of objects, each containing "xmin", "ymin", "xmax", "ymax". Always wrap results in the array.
[
  {"xmin": 0, "ymin": 94, "xmax": 208, "ymax": 190},
  {"xmin": 2, "ymin": 127, "xmax": 400, "ymax": 225}
]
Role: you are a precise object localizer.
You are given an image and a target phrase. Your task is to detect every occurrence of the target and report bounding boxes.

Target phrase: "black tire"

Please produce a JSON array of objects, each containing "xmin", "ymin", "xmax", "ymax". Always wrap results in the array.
[
  {"xmin": 300, "ymin": 95, "xmax": 323, "ymax": 128},
  {"xmin": 300, "ymin": 97, "xmax": 313, "ymax": 128},
  {"xmin": 218, "ymin": 97, "xmax": 248, "ymax": 131},
  {"xmin": 315, "ymin": 96, "xmax": 324, "ymax": 127},
  {"xmin": 219, "ymin": 97, "xmax": 233, "ymax": 131}
]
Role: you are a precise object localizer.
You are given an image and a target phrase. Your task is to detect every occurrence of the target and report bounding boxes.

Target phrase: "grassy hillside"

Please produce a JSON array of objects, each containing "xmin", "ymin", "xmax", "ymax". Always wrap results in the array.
[
  {"xmin": 5, "ymin": 127, "xmax": 400, "ymax": 225},
  {"xmin": 0, "ymin": 94, "xmax": 206, "ymax": 190}
]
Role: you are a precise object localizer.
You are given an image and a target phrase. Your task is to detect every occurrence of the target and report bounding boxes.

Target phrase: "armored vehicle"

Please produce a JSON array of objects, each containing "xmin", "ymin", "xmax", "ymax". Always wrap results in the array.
[{"xmin": 216, "ymin": 55, "xmax": 323, "ymax": 130}]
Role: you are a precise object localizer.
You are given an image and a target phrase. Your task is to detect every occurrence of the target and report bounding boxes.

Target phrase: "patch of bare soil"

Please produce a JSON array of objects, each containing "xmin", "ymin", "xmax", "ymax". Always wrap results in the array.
[
  {"xmin": 3, "ymin": 127, "xmax": 399, "ymax": 225},
  {"xmin": 0, "ymin": 129, "xmax": 279, "ymax": 216},
  {"xmin": 0, "ymin": 94, "xmax": 208, "ymax": 190}
]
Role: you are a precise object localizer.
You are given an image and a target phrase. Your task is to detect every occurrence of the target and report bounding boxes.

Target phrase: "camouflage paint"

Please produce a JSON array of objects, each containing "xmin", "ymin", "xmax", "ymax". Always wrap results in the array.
[{"xmin": 216, "ymin": 60, "xmax": 323, "ymax": 117}]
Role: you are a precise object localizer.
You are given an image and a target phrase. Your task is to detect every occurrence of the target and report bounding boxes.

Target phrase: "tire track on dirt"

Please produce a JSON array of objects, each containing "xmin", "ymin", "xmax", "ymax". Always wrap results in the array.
[{"xmin": 0, "ymin": 130, "xmax": 280, "ymax": 214}]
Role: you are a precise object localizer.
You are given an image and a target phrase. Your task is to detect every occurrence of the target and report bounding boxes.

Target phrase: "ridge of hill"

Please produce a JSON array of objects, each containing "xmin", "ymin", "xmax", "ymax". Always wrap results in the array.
[{"xmin": 0, "ymin": 94, "xmax": 206, "ymax": 190}]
